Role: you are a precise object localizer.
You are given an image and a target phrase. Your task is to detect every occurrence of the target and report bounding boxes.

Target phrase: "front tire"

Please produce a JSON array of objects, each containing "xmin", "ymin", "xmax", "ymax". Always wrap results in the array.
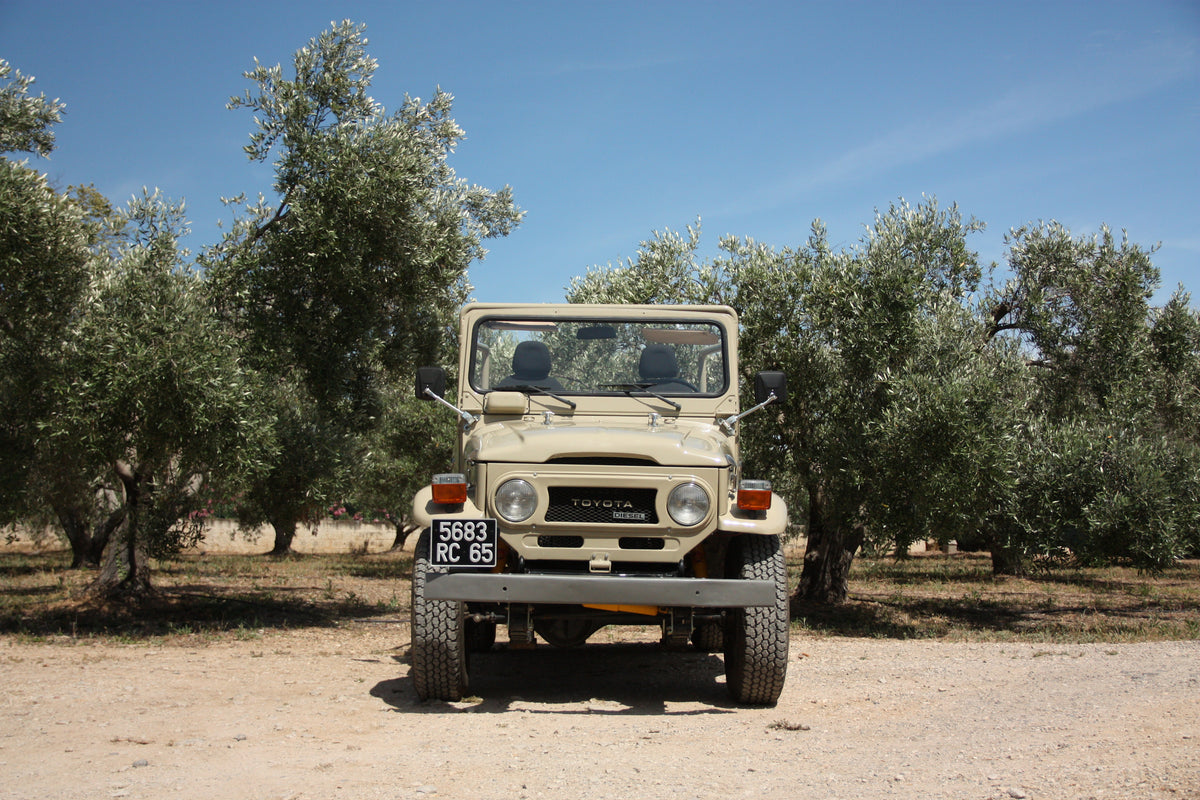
[
  {"xmin": 723, "ymin": 534, "xmax": 789, "ymax": 705},
  {"xmin": 411, "ymin": 530, "xmax": 468, "ymax": 701}
]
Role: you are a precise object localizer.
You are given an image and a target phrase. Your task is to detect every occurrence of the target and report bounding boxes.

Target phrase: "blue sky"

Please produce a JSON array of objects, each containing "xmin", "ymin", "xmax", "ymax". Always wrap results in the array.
[{"xmin": 3, "ymin": 0, "xmax": 1198, "ymax": 304}]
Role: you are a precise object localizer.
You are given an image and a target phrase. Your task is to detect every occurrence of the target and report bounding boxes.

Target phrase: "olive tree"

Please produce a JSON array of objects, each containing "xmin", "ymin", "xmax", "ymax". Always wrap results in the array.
[
  {"xmin": 732, "ymin": 203, "xmax": 1002, "ymax": 602},
  {"xmin": 9, "ymin": 186, "xmax": 144, "ymax": 567},
  {"xmin": 573, "ymin": 205, "xmax": 1199, "ymax": 594},
  {"xmin": 986, "ymin": 224, "xmax": 1200, "ymax": 571},
  {"xmin": 570, "ymin": 200, "xmax": 1020, "ymax": 603},
  {"xmin": 0, "ymin": 60, "xmax": 91, "ymax": 537},
  {"xmin": 347, "ymin": 384, "xmax": 458, "ymax": 551},
  {"xmin": 2, "ymin": 63, "xmax": 195, "ymax": 573},
  {"xmin": 225, "ymin": 375, "xmax": 342, "ymax": 556},
  {"xmin": 1149, "ymin": 288, "xmax": 1200, "ymax": 440},
  {"xmin": 0, "ymin": 59, "xmax": 62, "ymax": 157},
  {"xmin": 0, "ymin": 163, "xmax": 91, "ymax": 524},
  {"xmin": 205, "ymin": 21, "xmax": 521, "ymax": 553},
  {"xmin": 47, "ymin": 191, "xmax": 272, "ymax": 598},
  {"xmin": 990, "ymin": 224, "xmax": 1161, "ymax": 414}
]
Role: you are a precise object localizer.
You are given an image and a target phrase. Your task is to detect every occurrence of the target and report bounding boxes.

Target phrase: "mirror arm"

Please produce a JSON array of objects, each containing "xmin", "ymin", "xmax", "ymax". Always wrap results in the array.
[
  {"xmin": 719, "ymin": 392, "xmax": 778, "ymax": 435},
  {"xmin": 423, "ymin": 387, "xmax": 479, "ymax": 427}
]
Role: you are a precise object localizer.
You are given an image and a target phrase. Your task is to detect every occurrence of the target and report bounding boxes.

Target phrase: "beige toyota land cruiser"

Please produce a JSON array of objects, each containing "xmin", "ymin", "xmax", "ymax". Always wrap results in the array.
[{"xmin": 410, "ymin": 303, "xmax": 789, "ymax": 705}]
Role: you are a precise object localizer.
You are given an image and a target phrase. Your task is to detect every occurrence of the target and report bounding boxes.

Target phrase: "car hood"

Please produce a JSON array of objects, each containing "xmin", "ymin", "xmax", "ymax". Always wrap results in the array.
[{"xmin": 464, "ymin": 418, "xmax": 733, "ymax": 467}]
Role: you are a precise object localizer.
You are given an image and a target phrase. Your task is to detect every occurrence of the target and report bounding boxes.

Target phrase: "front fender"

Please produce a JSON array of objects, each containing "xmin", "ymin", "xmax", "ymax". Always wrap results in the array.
[
  {"xmin": 411, "ymin": 485, "xmax": 488, "ymax": 530},
  {"xmin": 718, "ymin": 493, "xmax": 789, "ymax": 536}
]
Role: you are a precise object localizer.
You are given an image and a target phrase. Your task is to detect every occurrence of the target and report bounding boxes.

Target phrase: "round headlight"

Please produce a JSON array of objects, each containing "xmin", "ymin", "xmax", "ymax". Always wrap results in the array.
[
  {"xmin": 667, "ymin": 482, "xmax": 710, "ymax": 526},
  {"xmin": 495, "ymin": 479, "xmax": 537, "ymax": 523}
]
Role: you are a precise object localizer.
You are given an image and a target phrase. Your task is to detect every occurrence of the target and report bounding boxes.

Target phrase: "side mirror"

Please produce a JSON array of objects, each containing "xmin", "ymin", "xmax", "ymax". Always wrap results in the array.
[
  {"xmin": 754, "ymin": 371, "xmax": 787, "ymax": 405},
  {"xmin": 416, "ymin": 367, "xmax": 447, "ymax": 400}
]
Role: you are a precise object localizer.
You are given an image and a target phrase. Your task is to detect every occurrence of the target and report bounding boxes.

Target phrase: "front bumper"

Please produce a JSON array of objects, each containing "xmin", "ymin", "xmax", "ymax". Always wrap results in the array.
[{"xmin": 424, "ymin": 572, "xmax": 776, "ymax": 607}]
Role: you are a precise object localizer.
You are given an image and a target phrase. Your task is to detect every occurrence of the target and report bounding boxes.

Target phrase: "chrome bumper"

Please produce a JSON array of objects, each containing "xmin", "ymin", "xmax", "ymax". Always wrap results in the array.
[{"xmin": 424, "ymin": 572, "xmax": 776, "ymax": 607}]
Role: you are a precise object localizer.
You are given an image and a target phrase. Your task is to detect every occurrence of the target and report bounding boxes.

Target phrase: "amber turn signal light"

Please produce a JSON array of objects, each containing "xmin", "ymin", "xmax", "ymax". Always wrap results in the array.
[
  {"xmin": 431, "ymin": 473, "xmax": 468, "ymax": 504},
  {"xmin": 737, "ymin": 479, "xmax": 772, "ymax": 511}
]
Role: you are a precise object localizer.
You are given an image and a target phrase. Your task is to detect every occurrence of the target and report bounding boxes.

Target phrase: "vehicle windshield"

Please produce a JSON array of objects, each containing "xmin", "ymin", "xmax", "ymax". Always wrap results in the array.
[{"xmin": 470, "ymin": 316, "xmax": 728, "ymax": 396}]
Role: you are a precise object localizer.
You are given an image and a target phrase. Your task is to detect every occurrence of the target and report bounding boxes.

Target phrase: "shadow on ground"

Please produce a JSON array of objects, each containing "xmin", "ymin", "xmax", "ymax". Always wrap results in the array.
[
  {"xmin": 0, "ymin": 585, "xmax": 395, "ymax": 639},
  {"xmin": 371, "ymin": 641, "xmax": 734, "ymax": 715},
  {"xmin": 0, "ymin": 549, "xmax": 408, "ymax": 639},
  {"xmin": 792, "ymin": 591, "xmax": 1200, "ymax": 639}
]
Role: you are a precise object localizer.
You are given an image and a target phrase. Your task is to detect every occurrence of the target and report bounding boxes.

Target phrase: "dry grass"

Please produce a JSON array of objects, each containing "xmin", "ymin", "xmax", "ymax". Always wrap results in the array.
[
  {"xmin": 2, "ymin": 548, "xmax": 1199, "ymax": 644},
  {"xmin": 0, "ymin": 550, "xmax": 413, "ymax": 642},
  {"xmin": 790, "ymin": 551, "xmax": 1200, "ymax": 642}
]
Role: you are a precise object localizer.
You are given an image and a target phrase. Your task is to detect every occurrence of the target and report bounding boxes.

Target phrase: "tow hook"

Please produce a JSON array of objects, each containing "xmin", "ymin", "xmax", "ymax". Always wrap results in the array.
[{"xmin": 588, "ymin": 553, "xmax": 612, "ymax": 573}]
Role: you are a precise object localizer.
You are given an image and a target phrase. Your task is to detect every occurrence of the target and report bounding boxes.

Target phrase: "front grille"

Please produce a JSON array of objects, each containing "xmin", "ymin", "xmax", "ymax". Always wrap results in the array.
[
  {"xmin": 619, "ymin": 537, "xmax": 665, "ymax": 550},
  {"xmin": 537, "ymin": 535, "xmax": 584, "ymax": 549},
  {"xmin": 545, "ymin": 487, "xmax": 658, "ymax": 525}
]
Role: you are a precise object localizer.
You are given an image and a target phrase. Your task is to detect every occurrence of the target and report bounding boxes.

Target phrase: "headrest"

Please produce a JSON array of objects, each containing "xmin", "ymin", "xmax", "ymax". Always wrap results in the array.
[
  {"xmin": 512, "ymin": 341, "xmax": 552, "ymax": 380},
  {"xmin": 639, "ymin": 344, "xmax": 678, "ymax": 381}
]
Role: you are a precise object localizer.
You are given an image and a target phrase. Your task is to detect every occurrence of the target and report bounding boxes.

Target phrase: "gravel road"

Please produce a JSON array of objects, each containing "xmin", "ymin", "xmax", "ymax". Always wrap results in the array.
[{"xmin": 2, "ymin": 627, "xmax": 1197, "ymax": 800}]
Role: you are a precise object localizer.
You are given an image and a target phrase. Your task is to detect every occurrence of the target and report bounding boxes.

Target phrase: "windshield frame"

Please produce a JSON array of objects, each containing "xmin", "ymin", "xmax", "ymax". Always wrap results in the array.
[{"xmin": 467, "ymin": 313, "xmax": 732, "ymax": 399}]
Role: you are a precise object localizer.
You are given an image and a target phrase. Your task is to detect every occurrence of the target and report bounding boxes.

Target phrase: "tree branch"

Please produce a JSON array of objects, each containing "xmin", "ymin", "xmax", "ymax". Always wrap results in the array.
[{"xmin": 252, "ymin": 197, "xmax": 291, "ymax": 243}]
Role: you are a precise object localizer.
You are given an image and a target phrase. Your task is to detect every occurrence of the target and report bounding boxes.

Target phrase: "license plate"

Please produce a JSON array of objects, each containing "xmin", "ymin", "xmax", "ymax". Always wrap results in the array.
[{"xmin": 430, "ymin": 518, "xmax": 498, "ymax": 569}]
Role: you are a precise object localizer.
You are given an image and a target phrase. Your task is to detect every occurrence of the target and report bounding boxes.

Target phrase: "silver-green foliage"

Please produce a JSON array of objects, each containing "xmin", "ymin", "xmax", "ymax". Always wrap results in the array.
[
  {"xmin": 992, "ymin": 223, "xmax": 1200, "ymax": 570},
  {"xmin": 571, "ymin": 200, "xmax": 1007, "ymax": 597},
  {"xmin": 52, "ymin": 191, "xmax": 272, "ymax": 583},
  {"xmin": 0, "ymin": 60, "xmax": 89, "ymax": 522},
  {"xmin": 209, "ymin": 20, "xmax": 522, "ymax": 418},
  {"xmin": 348, "ymin": 384, "xmax": 458, "ymax": 544},
  {"xmin": 0, "ymin": 59, "xmax": 63, "ymax": 157},
  {"xmin": 569, "ymin": 198, "xmax": 1200, "ymax": 595},
  {"xmin": 997, "ymin": 223, "xmax": 1162, "ymax": 415},
  {"xmin": 205, "ymin": 21, "xmax": 521, "ymax": 552}
]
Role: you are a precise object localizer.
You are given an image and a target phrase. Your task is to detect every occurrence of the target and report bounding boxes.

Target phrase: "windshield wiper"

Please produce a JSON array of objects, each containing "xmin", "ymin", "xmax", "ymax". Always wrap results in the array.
[
  {"xmin": 504, "ymin": 385, "xmax": 577, "ymax": 410},
  {"xmin": 601, "ymin": 383, "xmax": 682, "ymax": 411}
]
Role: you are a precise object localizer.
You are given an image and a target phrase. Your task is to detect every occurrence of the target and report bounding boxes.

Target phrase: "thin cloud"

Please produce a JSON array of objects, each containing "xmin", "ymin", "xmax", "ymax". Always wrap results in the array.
[{"xmin": 767, "ymin": 36, "xmax": 1199, "ymax": 204}]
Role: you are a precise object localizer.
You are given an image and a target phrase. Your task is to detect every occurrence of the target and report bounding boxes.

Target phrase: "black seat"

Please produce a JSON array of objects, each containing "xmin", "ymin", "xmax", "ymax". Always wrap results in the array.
[
  {"xmin": 496, "ymin": 341, "xmax": 564, "ymax": 390},
  {"xmin": 639, "ymin": 344, "xmax": 679, "ymax": 383},
  {"xmin": 638, "ymin": 344, "xmax": 696, "ymax": 392}
]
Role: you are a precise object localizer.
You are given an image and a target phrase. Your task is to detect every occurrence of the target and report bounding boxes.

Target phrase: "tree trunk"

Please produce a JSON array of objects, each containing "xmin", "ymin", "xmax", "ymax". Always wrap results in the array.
[
  {"xmin": 984, "ymin": 524, "xmax": 1026, "ymax": 576},
  {"xmin": 57, "ymin": 498, "xmax": 128, "ymax": 569},
  {"xmin": 390, "ymin": 521, "xmax": 416, "ymax": 551},
  {"xmin": 88, "ymin": 505, "xmax": 126, "ymax": 566},
  {"xmin": 990, "ymin": 544, "xmax": 1025, "ymax": 576},
  {"xmin": 57, "ymin": 507, "xmax": 95, "ymax": 569},
  {"xmin": 794, "ymin": 486, "xmax": 864, "ymax": 605},
  {"xmin": 86, "ymin": 465, "xmax": 152, "ymax": 600},
  {"xmin": 269, "ymin": 515, "xmax": 297, "ymax": 556}
]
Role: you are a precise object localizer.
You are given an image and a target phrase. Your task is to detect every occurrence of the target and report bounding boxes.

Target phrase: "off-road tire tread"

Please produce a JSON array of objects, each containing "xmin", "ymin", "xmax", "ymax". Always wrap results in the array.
[
  {"xmin": 724, "ymin": 534, "xmax": 789, "ymax": 705},
  {"xmin": 691, "ymin": 620, "xmax": 724, "ymax": 652},
  {"xmin": 411, "ymin": 530, "xmax": 468, "ymax": 701}
]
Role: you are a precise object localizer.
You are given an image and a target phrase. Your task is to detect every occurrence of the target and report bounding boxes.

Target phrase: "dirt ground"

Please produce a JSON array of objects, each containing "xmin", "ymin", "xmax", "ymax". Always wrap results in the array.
[{"xmin": 3, "ymin": 623, "xmax": 1198, "ymax": 800}]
